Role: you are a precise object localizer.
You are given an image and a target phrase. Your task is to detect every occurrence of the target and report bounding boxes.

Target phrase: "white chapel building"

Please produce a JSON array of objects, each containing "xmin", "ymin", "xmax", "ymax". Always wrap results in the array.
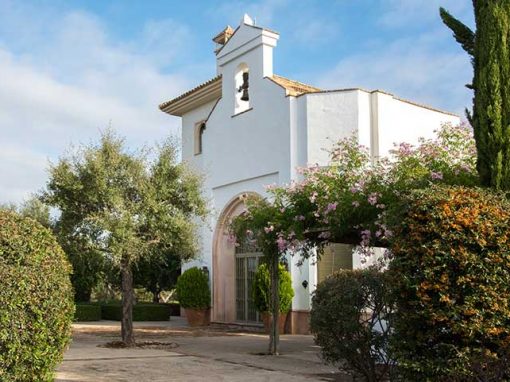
[{"xmin": 160, "ymin": 15, "xmax": 460, "ymax": 333}]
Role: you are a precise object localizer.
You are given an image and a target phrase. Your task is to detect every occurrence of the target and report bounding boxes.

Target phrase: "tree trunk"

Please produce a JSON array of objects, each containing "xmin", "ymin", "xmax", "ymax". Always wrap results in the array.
[
  {"xmin": 152, "ymin": 289, "xmax": 160, "ymax": 304},
  {"xmin": 121, "ymin": 256, "xmax": 135, "ymax": 346},
  {"xmin": 268, "ymin": 254, "xmax": 280, "ymax": 355}
]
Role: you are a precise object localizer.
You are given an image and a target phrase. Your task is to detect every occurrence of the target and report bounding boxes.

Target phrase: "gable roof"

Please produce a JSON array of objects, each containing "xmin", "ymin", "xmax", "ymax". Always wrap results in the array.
[
  {"xmin": 159, "ymin": 74, "xmax": 321, "ymax": 116},
  {"xmin": 214, "ymin": 23, "xmax": 279, "ymax": 57},
  {"xmin": 159, "ymin": 74, "xmax": 458, "ymax": 117}
]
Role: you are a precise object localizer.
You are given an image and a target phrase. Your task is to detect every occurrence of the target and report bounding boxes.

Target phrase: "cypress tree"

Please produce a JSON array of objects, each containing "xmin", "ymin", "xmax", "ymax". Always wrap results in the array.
[{"xmin": 441, "ymin": 1, "xmax": 510, "ymax": 190}]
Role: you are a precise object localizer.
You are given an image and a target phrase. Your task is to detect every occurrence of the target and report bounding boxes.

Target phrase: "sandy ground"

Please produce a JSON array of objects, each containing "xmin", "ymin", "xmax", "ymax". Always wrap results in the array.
[{"xmin": 55, "ymin": 318, "xmax": 349, "ymax": 382}]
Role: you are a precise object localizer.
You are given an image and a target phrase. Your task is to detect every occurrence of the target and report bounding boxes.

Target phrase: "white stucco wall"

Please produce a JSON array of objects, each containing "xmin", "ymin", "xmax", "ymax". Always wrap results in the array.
[
  {"xmin": 303, "ymin": 91, "xmax": 359, "ymax": 166},
  {"xmin": 181, "ymin": 100, "xmax": 218, "ymax": 166},
  {"xmin": 358, "ymin": 91, "xmax": 461, "ymax": 158}
]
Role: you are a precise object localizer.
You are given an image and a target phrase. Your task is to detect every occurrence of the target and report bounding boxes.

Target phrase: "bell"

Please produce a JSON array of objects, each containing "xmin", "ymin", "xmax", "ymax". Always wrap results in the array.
[
  {"xmin": 240, "ymin": 72, "xmax": 249, "ymax": 101},
  {"xmin": 241, "ymin": 88, "xmax": 249, "ymax": 101}
]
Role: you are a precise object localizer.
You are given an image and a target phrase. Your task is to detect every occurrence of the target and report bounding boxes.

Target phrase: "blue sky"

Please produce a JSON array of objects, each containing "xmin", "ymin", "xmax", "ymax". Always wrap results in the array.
[{"xmin": 0, "ymin": 0, "xmax": 474, "ymax": 203}]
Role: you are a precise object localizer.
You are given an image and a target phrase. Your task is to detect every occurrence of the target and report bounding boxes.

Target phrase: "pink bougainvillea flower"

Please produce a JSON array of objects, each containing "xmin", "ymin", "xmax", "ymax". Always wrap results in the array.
[
  {"xmin": 318, "ymin": 231, "xmax": 331, "ymax": 240},
  {"xmin": 227, "ymin": 234, "xmax": 237, "ymax": 245},
  {"xmin": 350, "ymin": 185, "xmax": 361, "ymax": 194},
  {"xmin": 324, "ymin": 202, "xmax": 338, "ymax": 214},
  {"xmin": 430, "ymin": 171, "xmax": 443, "ymax": 180},
  {"xmin": 367, "ymin": 192, "xmax": 379, "ymax": 205},
  {"xmin": 276, "ymin": 236, "xmax": 287, "ymax": 252}
]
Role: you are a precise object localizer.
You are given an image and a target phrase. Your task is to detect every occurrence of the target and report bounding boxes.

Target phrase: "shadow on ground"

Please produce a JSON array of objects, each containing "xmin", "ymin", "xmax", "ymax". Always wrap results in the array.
[{"xmin": 56, "ymin": 318, "xmax": 350, "ymax": 382}]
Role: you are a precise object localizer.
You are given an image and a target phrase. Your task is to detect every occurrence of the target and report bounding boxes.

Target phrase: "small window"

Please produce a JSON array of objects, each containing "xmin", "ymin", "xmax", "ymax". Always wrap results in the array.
[
  {"xmin": 317, "ymin": 243, "xmax": 353, "ymax": 283},
  {"xmin": 194, "ymin": 122, "xmax": 205, "ymax": 155},
  {"xmin": 234, "ymin": 63, "xmax": 250, "ymax": 114}
]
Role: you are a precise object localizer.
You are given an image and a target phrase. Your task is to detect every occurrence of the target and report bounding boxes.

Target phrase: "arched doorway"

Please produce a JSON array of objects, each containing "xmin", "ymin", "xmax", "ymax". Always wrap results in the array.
[{"xmin": 211, "ymin": 192, "xmax": 262, "ymax": 324}]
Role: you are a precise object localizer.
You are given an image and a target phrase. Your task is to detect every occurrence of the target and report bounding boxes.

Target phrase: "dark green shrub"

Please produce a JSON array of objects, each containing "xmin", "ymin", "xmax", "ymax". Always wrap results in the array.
[
  {"xmin": 100, "ymin": 303, "xmax": 172, "ymax": 321},
  {"xmin": 168, "ymin": 302, "xmax": 180, "ymax": 316},
  {"xmin": 133, "ymin": 304, "xmax": 171, "ymax": 321},
  {"xmin": 74, "ymin": 304, "xmax": 102, "ymax": 321},
  {"xmin": 389, "ymin": 186, "xmax": 510, "ymax": 381},
  {"xmin": 252, "ymin": 263, "xmax": 294, "ymax": 313},
  {"xmin": 310, "ymin": 268, "xmax": 395, "ymax": 382},
  {"xmin": 0, "ymin": 211, "xmax": 74, "ymax": 381},
  {"xmin": 175, "ymin": 267, "xmax": 210, "ymax": 309},
  {"xmin": 100, "ymin": 303, "xmax": 122, "ymax": 321}
]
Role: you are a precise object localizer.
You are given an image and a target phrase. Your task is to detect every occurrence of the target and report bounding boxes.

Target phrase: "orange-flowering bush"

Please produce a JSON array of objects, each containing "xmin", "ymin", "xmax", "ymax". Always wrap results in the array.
[{"xmin": 389, "ymin": 186, "xmax": 510, "ymax": 381}]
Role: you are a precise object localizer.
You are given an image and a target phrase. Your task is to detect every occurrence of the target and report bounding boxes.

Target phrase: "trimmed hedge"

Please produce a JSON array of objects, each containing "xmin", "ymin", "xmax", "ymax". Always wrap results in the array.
[
  {"xmin": 101, "ymin": 303, "xmax": 173, "ymax": 321},
  {"xmin": 74, "ymin": 304, "xmax": 102, "ymax": 321},
  {"xmin": 389, "ymin": 186, "xmax": 510, "ymax": 380},
  {"xmin": 175, "ymin": 267, "xmax": 210, "ymax": 309},
  {"xmin": 0, "ymin": 211, "xmax": 74, "ymax": 381}
]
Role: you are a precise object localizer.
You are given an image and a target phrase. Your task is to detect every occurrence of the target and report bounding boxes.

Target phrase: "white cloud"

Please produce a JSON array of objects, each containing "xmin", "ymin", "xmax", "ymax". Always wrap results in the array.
[
  {"xmin": 315, "ymin": 1, "xmax": 474, "ymax": 117},
  {"xmin": 0, "ymin": 3, "xmax": 192, "ymax": 204},
  {"xmin": 0, "ymin": 144, "xmax": 48, "ymax": 202},
  {"xmin": 316, "ymin": 30, "xmax": 472, "ymax": 116}
]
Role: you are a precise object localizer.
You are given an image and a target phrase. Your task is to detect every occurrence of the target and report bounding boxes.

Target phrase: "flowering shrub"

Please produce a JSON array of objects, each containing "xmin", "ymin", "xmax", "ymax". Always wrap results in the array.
[
  {"xmin": 389, "ymin": 186, "xmax": 510, "ymax": 381},
  {"xmin": 230, "ymin": 123, "xmax": 478, "ymax": 356},
  {"xmin": 267, "ymin": 123, "xmax": 478, "ymax": 259}
]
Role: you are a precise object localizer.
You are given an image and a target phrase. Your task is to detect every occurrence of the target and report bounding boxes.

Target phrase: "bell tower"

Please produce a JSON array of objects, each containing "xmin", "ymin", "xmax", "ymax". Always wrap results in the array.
[{"xmin": 213, "ymin": 14, "xmax": 279, "ymax": 114}]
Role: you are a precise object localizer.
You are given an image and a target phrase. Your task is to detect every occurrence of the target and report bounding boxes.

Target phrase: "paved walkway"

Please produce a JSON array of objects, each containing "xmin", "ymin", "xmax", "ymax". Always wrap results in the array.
[{"xmin": 56, "ymin": 318, "xmax": 348, "ymax": 381}]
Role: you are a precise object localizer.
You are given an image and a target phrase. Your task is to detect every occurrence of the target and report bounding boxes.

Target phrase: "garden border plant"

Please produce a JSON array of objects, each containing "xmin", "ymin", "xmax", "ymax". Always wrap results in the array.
[
  {"xmin": 75, "ymin": 303, "xmax": 102, "ymax": 321},
  {"xmin": 175, "ymin": 267, "xmax": 211, "ymax": 326},
  {"xmin": 311, "ymin": 267, "xmax": 395, "ymax": 382},
  {"xmin": 0, "ymin": 211, "xmax": 74, "ymax": 382},
  {"xmin": 253, "ymin": 262, "xmax": 294, "ymax": 333}
]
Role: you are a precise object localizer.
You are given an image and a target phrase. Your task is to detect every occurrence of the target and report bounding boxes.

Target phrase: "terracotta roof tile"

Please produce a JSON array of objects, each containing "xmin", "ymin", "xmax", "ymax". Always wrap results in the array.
[{"xmin": 269, "ymin": 75, "xmax": 322, "ymax": 96}]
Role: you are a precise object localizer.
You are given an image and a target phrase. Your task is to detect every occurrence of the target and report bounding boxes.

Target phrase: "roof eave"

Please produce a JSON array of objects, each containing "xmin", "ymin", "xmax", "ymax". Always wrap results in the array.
[{"xmin": 160, "ymin": 80, "xmax": 222, "ymax": 117}]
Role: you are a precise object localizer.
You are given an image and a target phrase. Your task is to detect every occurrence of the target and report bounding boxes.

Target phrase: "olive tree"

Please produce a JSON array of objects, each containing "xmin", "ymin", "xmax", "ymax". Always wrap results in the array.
[{"xmin": 43, "ymin": 131, "xmax": 206, "ymax": 345}]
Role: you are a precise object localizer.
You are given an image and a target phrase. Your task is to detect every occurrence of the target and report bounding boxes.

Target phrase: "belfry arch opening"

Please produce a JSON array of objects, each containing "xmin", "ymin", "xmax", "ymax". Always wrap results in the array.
[{"xmin": 234, "ymin": 63, "xmax": 250, "ymax": 114}]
